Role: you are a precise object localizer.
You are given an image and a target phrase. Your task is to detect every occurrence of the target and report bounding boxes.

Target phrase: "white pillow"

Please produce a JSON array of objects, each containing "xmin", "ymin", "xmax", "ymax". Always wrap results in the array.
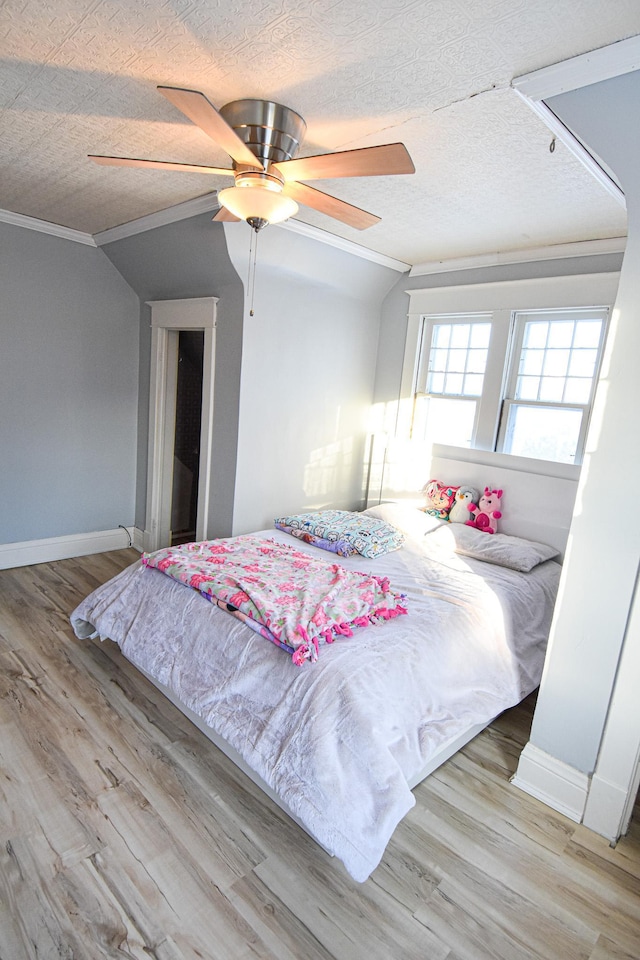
[
  {"xmin": 438, "ymin": 523, "xmax": 560, "ymax": 572},
  {"xmin": 363, "ymin": 502, "xmax": 444, "ymax": 540}
]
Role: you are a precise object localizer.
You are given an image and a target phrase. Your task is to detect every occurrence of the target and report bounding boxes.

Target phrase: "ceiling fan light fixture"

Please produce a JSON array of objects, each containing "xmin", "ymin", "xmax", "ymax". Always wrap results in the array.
[{"xmin": 218, "ymin": 184, "xmax": 298, "ymax": 226}]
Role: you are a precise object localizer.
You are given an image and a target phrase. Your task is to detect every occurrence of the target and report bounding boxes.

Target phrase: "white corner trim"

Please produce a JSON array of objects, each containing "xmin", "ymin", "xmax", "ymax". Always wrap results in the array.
[
  {"xmin": 512, "ymin": 35, "xmax": 640, "ymax": 102},
  {"xmin": 409, "ymin": 237, "xmax": 626, "ymax": 277},
  {"xmin": 0, "ymin": 208, "xmax": 96, "ymax": 245},
  {"xmin": 93, "ymin": 192, "xmax": 220, "ymax": 245},
  {"xmin": 131, "ymin": 527, "xmax": 146, "ymax": 553},
  {"xmin": 514, "ymin": 97, "xmax": 626, "ymax": 208},
  {"xmin": 0, "ymin": 527, "xmax": 138, "ymax": 570},
  {"xmin": 511, "ymin": 37, "xmax": 636, "ymax": 209},
  {"xmin": 276, "ymin": 217, "xmax": 410, "ymax": 273},
  {"xmin": 511, "ymin": 742, "xmax": 590, "ymax": 823}
]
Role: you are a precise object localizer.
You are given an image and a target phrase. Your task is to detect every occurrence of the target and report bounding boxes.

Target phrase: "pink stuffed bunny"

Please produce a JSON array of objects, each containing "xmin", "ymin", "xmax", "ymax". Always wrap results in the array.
[{"xmin": 467, "ymin": 487, "xmax": 503, "ymax": 534}]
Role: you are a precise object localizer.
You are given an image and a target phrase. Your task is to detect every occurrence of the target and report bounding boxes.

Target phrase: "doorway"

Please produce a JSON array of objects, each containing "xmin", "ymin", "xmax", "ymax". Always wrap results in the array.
[
  {"xmin": 145, "ymin": 297, "xmax": 218, "ymax": 553},
  {"xmin": 171, "ymin": 330, "xmax": 204, "ymax": 545}
]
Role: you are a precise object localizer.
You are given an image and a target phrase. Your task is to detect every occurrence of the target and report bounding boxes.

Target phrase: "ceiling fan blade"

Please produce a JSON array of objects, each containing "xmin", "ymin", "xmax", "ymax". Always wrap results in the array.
[
  {"xmin": 212, "ymin": 206, "xmax": 241, "ymax": 222},
  {"xmin": 157, "ymin": 86, "xmax": 263, "ymax": 170},
  {"xmin": 274, "ymin": 143, "xmax": 415, "ymax": 181},
  {"xmin": 283, "ymin": 181, "xmax": 380, "ymax": 230},
  {"xmin": 89, "ymin": 155, "xmax": 235, "ymax": 176}
]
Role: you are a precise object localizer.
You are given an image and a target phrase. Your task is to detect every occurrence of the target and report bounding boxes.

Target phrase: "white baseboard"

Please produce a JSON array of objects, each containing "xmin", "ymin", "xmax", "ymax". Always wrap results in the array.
[
  {"xmin": 511, "ymin": 741, "xmax": 590, "ymax": 823},
  {"xmin": 0, "ymin": 526, "xmax": 141, "ymax": 570},
  {"xmin": 131, "ymin": 527, "xmax": 146, "ymax": 553},
  {"xmin": 581, "ymin": 772, "xmax": 629, "ymax": 842}
]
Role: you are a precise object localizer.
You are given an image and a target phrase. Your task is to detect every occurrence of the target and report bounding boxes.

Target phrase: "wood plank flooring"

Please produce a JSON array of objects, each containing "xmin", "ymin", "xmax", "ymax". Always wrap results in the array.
[{"xmin": 0, "ymin": 549, "xmax": 638, "ymax": 959}]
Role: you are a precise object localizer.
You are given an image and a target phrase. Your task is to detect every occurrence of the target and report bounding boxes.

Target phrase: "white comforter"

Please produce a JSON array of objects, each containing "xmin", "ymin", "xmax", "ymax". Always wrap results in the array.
[{"xmin": 70, "ymin": 528, "xmax": 560, "ymax": 882}]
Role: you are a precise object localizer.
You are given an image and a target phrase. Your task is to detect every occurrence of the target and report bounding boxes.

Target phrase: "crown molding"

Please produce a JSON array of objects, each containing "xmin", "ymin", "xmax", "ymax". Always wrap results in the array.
[
  {"xmin": 512, "ymin": 34, "xmax": 640, "ymax": 102},
  {"xmin": 89, "ymin": 193, "xmax": 410, "ymax": 271},
  {"xmin": 0, "ymin": 208, "xmax": 96, "ymax": 245},
  {"xmin": 409, "ymin": 236, "xmax": 626, "ymax": 277},
  {"xmin": 276, "ymin": 217, "xmax": 410, "ymax": 273},
  {"xmin": 93, "ymin": 192, "xmax": 220, "ymax": 245},
  {"xmin": 2, "ymin": 193, "xmax": 409, "ymax": 270}
]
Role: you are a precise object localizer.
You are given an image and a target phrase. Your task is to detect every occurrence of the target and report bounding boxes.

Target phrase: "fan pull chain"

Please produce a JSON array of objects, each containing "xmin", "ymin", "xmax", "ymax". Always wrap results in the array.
[
  {"xmin": 247, "ymin": 228, "xmax": 259, "ymax": 317},
  {"xmin": 246, "ymin": 228, "xmax": 254, "ymax": 313}
]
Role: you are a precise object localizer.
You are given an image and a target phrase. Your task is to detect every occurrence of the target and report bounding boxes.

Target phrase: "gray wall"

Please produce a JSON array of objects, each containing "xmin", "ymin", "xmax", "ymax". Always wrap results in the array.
[
  {"xmin": 102, "ymin": 213, "xmax": 400, "ymax": 539},
  {"xmin": 100, "ymin": 213, "xmax": 244, "ymax": 537},
  {"xmin": 223, "ymin": 224, "xmax": 401, "ymax": 533},
  {"xmin": 0, "ymin": 222, "xmax": 139, "ymax": 544}
]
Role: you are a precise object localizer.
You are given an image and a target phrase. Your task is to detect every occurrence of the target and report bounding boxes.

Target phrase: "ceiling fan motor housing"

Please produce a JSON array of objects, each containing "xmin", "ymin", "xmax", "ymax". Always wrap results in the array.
[{"xmin": 219, "ymin": 99, "xmax": 307, "ymax": 168}]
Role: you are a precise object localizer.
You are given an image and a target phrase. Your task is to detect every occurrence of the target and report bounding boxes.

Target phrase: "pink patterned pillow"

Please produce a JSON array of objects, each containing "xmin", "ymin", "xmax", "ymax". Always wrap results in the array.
[{"xmin": 421, "ymin": 479, "xmax": 459, "ymax": 519}]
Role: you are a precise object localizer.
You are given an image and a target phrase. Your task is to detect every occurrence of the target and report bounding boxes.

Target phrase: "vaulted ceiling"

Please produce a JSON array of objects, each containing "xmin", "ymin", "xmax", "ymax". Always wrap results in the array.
[{"xmin": 2, "ymin": 0, "xmax": 639, "ymax": 266}]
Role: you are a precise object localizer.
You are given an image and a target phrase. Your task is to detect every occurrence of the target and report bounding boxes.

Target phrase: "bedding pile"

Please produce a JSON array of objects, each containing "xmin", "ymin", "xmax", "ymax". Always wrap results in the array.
[
  {"xmin": 71, "ymin": 520, "xmax": 560, "ymax": 882},
  {"xmin": 142, "ymin": 535, "xmax": 408, "ymax": 665},
  {"xmin": 274, "ymin": 509, "xmax": 405, "ymax": 558}
]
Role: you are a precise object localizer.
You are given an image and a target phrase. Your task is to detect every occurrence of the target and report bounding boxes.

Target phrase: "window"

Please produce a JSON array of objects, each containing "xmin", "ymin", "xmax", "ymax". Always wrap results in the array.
[
  {"xmin": 498, "ymin": 308, "xmax": 607, "ymax": 463},
  {"xmin": 410, "ymin": 296, "xmax": 611, "ymax": 466},
  {"xmin": 413, "ymin": 315, "xmax": 492, "ymax": 449}
]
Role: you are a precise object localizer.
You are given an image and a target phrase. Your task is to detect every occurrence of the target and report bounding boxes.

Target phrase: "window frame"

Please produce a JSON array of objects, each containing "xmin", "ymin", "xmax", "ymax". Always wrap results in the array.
[
  {"xmin": 402, "ymin": 274, "xmax": 618, "ymax": 467},
  {"xmin": 412, "ymin": 312, "xmax": 496, "ymax": 449},
  {"xmin": 496, "ymin": 306, "xmax": 609, "ymax": 463}
]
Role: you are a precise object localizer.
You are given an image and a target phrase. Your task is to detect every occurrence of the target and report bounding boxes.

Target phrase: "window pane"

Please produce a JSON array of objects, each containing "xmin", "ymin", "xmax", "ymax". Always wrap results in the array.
[
  {"xmin": 432, "ymin": 324, "xmax": 450, "ymax": 348},
  {"xmin": 520, "ymin": 349, "xmax": 544, "ymax": 376},
  {"xmin": 515, "ymin": 375, "xmax": 540, "ymax": 400},
  {"xmin": 569, "ymin": 349, "xmax": 597, "ymax": 378},
  {"xmin": 574, "ymin": 320, "xmax": 602, "ymax": 348},
  {"xmin": 523, "ymin": 321, "xmax": 548, "ymax": 348},
  {"xmin": 467, "ymin": 349, "xmax": 487, "ymax": 373},
  {"xmin": 464, "ymin": 374, "xmax": 484, "ymax": 396},
  {"xmin": 444, "ymin": 372, "xmax": 464, "ymax": 394},
  {"xmin": 543, "ymin": 349, "xmax": 570, "ymax": 377},
  {"xmin": 448, "ymin": 349, "xmax": 466, "ymax": 373},
  {"xmin": 547, "ymin": 321, "xmax": 574, "ymax": 348},
  {"xmin": 424, "ymin": 320, "xmax": 491, "ymax": 401},
  {"xmin": 427, "ymin": 370, "xmax": 445, "ymax": 393},
  {"xmin": 431, "ymin": 348, "xmax": 448, "ymax": 371},
  {"xmin": 450, "ymin": 324, "xmax": 470, "ymax": 348},
  {"xmin": 564, "ymin": 378, "xmax": 593, "ymax": 403},
  {"xmin": 414, "ymin": 396, "xmax": 477, "ymax": 448},
  {"xmin": 504, "ymin": 404, "xmax": 583, "ymax": 463},
  {"xmin": 539, "ymin": 376, "xmax": 564, "ymax": 402},
  {"xmin": 470, "ymin": 324, "xmax": 491, "ymax": 348}
]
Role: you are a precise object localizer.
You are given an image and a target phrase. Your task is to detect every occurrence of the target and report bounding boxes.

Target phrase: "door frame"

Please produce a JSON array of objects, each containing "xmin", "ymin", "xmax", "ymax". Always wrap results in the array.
[
  {"xmin": 145, "ymin": 297, "xmax": 218, "ymax": 552},
  {"xmin": 582, "ymin": 563, "xmax": 640, "ymax": 841}
]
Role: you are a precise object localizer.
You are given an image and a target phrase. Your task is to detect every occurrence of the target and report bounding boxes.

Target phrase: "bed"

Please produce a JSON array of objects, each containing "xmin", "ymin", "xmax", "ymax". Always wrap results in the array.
[{"xmin": 70, "ymin": 447, "xmax": 577, "ymax": 882}]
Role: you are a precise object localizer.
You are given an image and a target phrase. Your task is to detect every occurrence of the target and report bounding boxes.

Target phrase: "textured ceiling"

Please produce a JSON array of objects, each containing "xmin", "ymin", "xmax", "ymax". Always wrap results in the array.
[{"xmin": 1, "ymin": 0, "xmax": 638, "ymax": 265}]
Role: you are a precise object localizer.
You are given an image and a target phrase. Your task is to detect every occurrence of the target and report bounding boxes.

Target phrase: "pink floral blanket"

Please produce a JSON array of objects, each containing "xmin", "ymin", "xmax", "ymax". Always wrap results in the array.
[{"xmin": 142, "ymin": 535, "xmax": 407, "ymax": 665}]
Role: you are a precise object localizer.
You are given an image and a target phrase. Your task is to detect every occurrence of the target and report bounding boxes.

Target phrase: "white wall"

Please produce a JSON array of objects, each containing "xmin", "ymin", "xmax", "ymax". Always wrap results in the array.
[
  {"xmin": 512, "ymin": 69, "xmax": 640, "ymax": 824},
  {"xmin": 224, "ymin": 223, "xmax": 402, "ymax": 534}
]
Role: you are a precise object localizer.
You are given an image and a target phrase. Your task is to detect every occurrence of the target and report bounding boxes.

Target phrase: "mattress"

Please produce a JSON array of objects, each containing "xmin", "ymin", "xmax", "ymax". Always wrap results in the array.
[{"xmin": 71, "ymin": 527, "xmax": 560, "ymax": 881}]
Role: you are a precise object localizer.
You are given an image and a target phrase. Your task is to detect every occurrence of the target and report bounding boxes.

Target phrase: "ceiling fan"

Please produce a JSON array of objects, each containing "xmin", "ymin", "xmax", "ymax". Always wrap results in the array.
[{"xmin": 89, "ymin": 86, "xmax": 415, "ymax": 232}]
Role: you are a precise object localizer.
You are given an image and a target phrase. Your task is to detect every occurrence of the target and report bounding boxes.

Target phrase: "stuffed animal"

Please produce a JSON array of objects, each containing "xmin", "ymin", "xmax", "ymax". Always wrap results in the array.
[
  {"xmin": 467, "ymin": 487, "xmax": 503, "ymax": 534},
  {"xmin": 448, "ymin": 485, "xmax": 480, "ymax": 523},
  {"xmin": 421, "ymin": 479, "xmax": 459, "ymax": 519}
]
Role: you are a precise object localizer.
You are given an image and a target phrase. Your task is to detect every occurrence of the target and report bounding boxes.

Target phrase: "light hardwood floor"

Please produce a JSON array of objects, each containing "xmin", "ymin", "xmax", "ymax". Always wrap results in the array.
[{"xmin": 0, "ymin": 549, "xmax": 638, "ymax": 960}]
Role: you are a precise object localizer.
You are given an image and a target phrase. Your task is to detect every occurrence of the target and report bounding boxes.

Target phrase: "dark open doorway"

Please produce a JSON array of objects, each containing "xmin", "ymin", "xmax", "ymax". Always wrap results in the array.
[{"xmin": 170, "ymin": 330, "xmax": 204, "ymax": 546}]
